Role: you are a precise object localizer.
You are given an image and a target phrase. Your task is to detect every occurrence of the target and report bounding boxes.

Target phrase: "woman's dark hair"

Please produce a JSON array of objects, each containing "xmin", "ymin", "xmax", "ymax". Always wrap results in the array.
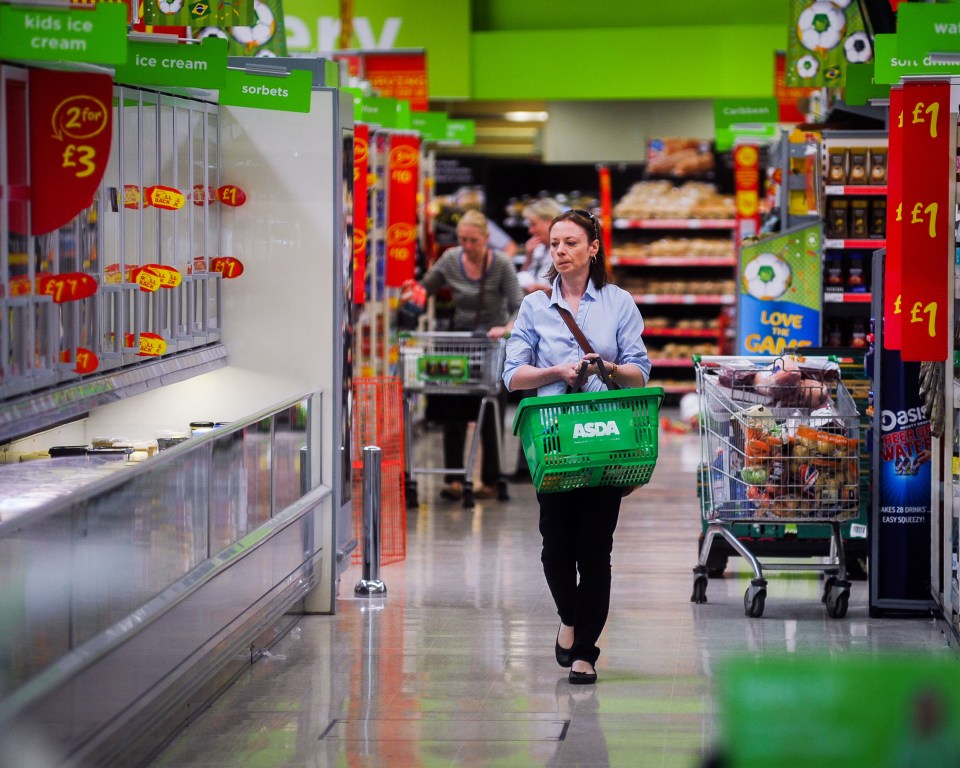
[{"xmin": 544, "ymin": 209, "xmax": 608, "ymax": 289}]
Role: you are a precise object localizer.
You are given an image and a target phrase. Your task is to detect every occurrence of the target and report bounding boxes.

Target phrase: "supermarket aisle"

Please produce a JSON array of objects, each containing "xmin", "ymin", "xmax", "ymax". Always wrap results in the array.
[{"xmin": 151, "ymin": 424, "xmax": 949, "ymax": 768}]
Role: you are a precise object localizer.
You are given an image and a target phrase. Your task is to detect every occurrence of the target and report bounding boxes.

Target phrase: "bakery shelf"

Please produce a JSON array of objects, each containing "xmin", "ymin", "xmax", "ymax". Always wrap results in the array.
[
  {"xmin": 642, "ymin": 328, "xmax": 721, "ymax": 339},
  {"xmin": 823, "ymin": 292, "xmax": 872, "ymax": 303},
  {"xmin": 660, "ymin": 383, "xmax": 698, "ymax": 394},
  {"xmin": 632, "ymin": 294, "xmax": 735, "ymax": 305},
  {"xmin": 648, "ymin": 358, "xmax": 696, "ymax": 367},
  {"xmin": 823, "ymin": 185, "xmax": 888, "ymax": 196},
  {"xmin": 611, "ymin": 256, "xmax": 738, "ymax": 267},
  {"xmin": 823, "ymin": 238, "xmax": 886, "ymax": 249},
  {"xmin": 613, "ymin": 218, "xmax": 736, "ymax": 230}
]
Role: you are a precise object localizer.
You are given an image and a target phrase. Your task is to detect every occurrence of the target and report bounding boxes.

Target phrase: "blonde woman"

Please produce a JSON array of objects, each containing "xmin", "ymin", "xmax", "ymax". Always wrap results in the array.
[{"xmin": 420, "ymin": 210, "xmax": 524, "ymax": 500}]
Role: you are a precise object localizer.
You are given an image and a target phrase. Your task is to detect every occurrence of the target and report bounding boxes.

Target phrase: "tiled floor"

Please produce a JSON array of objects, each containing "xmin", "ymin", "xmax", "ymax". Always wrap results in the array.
[{"xmin": 151, "ymin": 422, "xmax": 950, "ymax": 768}]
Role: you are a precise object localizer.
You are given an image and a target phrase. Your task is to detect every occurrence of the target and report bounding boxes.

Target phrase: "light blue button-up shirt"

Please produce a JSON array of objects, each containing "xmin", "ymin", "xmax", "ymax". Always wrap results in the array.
[{"xmin": 502, "ymin": 276, "xmax": 651, "ymax": 396}]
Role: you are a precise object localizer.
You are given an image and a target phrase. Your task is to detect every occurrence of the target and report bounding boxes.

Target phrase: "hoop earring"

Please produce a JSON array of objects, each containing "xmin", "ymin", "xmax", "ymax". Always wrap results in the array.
[{"xmin": 591, "ymin": 255, "xmax": 597, "ymax": 264}]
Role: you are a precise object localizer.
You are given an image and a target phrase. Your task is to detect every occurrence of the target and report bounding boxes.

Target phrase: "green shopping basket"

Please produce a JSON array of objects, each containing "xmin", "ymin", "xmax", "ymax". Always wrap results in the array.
[{"xmin": 512, "ymin": 386, "xmax": 665, "ymax": 493}]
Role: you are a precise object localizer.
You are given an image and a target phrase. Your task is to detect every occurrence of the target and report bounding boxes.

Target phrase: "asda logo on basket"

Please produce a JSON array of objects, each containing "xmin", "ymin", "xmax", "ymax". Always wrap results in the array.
[
  {"xmin": 558, "ymin": 408, "xmax": 638, "ymax": 455},
  {"xmin": 573, "ymin": 420, "xmax": 621, "ymax": 438}
]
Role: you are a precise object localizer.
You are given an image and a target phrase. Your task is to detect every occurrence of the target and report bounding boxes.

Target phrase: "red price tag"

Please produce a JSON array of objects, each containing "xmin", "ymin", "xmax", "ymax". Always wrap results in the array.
[
  {"xmin": 143, "ymin": 264, "xmax": 182, "ymax": 288},
  {"xmin": 10, "ymin": 276, "xmax": 32, "ymax": 297},
  {"xmin": 192, "ymin": 184, "xmax": 215, "ymax": 206},
  {"xmin": 210, "ymin": 257, "xmax": 244, "ymax": 279},
  {"xmin": 123, "ymin": 184, "xmax": 142, "ymax": 209},
  {"xmin": 125, "ymin": 332, "xmax": 167, "ymax": 356},
  {"xmin": 38, "ymin": 272, "xmax": 98, "ymax": 303},
  {"xmin": 73, "ymin": 347, "xmax": 99, "ymax": 374},
  {"xmin": 134, "ymin": 267, "xmax": 162, "ymax": 292},
  {"xmin": 216, "ymin": 184, "xmax": 247, "ymax": 207},
  {"xmin": 144, "ymin": 185, "xmax": 185, "ymax": 210}
]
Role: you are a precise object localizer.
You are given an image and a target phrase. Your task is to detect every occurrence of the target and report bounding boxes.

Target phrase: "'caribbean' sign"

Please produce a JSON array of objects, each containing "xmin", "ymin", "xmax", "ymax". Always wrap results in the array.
[
  {"xmin": 0, "ymin": 3, "xmax": 127, "ymax": 64},
  {"xmin": 737, "ymin": 222, "xmax": 823, "ymax": 356}
]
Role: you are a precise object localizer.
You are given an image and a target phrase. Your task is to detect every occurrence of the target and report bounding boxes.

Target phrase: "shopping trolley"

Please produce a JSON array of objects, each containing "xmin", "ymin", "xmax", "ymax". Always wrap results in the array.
[
  {"xmin": 692, "ymin": 355, "xmax": 860, "ymax": 618},
  {"xmin": 399, "ymin": 331, "xmax": 508, "ymax": 508}
]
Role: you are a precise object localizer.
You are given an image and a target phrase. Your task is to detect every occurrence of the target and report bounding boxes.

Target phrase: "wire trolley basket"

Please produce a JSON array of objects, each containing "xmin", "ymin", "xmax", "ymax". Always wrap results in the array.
[
  {"xmin": 513, "ymin": 386, "xmax": 665, "ymax": 493},
  {"xmin": 692, "ymin": 355, "xmax": 860, "ymax": 619},
  {"xmin": 399, "ymin": 332, "xmax": 508, "ymax": 509},
  {"xmin": 399, "ymin": 331, "xmax": 506, "ymax": 395}
]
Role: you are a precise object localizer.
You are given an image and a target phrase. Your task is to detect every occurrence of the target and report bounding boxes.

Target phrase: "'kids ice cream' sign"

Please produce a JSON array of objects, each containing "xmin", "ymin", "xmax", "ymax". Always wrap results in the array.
[{"xmin": 737, "ymin": 223, "xmax": 823, "ymax": 356}]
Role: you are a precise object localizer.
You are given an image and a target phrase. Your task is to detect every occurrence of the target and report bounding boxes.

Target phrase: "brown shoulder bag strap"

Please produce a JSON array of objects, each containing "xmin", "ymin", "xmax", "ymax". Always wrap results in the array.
[{"xmin": 554, "ymin": 305, "xmax": 594, "ymax": 354}]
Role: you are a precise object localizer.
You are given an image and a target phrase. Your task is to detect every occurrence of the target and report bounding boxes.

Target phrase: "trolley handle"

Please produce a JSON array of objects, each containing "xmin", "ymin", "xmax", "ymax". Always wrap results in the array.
[{"xmin": 692, "ymin": 354, "xmax": 840, "ymax": 366}]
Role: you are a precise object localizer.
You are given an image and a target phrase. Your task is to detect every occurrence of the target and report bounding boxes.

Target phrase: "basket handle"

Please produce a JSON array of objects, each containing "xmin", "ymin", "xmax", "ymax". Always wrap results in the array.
[{"xmin": 568, "ymin": 357, "xmax": 622, "ymax": 393}]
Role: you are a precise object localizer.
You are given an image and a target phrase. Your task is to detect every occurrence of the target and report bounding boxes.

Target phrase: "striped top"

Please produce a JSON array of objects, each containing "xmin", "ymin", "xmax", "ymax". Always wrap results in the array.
[{"xmin": 422, "ymin": 247, "xmax": 524, "ymax": 331}]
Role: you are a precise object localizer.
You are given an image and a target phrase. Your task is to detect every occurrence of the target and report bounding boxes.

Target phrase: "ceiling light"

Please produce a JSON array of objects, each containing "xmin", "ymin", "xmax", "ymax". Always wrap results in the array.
[{"xmin": 504, "ymin": 111, "xmax": 549, "ymax": 122}]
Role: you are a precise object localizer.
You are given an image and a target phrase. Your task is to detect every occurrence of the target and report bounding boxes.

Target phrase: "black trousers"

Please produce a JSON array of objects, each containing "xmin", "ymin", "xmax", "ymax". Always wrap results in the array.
[
  {"xmin": 431, "ymin": 392, "xmax": 504, "ymax": 486},
  {"xmin": 538, "ymin": 485, "xmax": 623, "ymax": 666}
]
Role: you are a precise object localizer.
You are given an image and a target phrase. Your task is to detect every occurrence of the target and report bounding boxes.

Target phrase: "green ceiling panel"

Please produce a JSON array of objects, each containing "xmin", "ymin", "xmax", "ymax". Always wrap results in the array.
[
  {"xmin": 471, "ymin": 25, "xmax": 788, "ymax": 101},
  {"xmin": 474, "ymin": 0, "xmax": 790, "ymax": 31}
]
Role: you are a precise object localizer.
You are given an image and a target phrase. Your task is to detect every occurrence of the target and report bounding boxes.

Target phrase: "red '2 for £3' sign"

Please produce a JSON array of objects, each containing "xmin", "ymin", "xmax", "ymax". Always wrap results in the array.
[
  {"xmin": 899, "ymin": 81, "xmax": 951, "ymax": 362},
  {"xmin": 29, "ymin": 68, "xmax": 113, "ymax": 235}
]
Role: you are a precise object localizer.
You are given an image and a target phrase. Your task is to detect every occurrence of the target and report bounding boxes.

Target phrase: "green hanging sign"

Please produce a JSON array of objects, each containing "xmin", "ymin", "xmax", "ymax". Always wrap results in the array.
[
  {"xmin": 411, "ymin": 111, "xmax": 448, "ymax": 142},
  {"xmin": 0, "ymin": 3, "xmax": 127, "ymax": 65},
  {"xmin": 844, "ymin": 62, "xmax": 888, "ymax": 106},
  {"xmin": 445, "ymin": 119, "xmax": 475, "ymax": 146},
  {"xmin": 713, "ymin": 98, "xmax": 779, "ymax": 152},
  {"xmin": 219, "ymin": 69, "xmax": 312, "ymax": 113},
  {"xmin": 897, "ymin": 3, "xmax": 960, "ymax": 55},
  {"xmin": 360, "ymin": 97, "xmax": 411, "ymax": 129},
  {"xmin": 874, "ymin": 33, "xmax": 960, "ymax": 85},
  {"xmin": 342, "ymin": 87, "xmax": 365, "ymax": 122},
  {"xmin": 115, "ymin": 38, "xmax": 227, "ymax": 90}
]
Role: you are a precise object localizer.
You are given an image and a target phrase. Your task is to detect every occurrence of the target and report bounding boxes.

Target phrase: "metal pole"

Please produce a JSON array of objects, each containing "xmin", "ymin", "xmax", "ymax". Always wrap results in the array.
[{"xmin": 355, "ymin": 445, "xmax": 387, "ymax": 596}]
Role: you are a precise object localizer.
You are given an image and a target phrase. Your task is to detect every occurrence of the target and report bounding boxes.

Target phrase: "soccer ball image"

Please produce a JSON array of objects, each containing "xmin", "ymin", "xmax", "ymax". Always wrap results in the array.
[
  {"xmin": 796, "ymin": 55, "xmax": 820, "ymax": 79},
  {"xmin": 797, "ymin": 1, "xmax": 846, "ymax": 52},
  {"xmin": 743, "ymin": 254, "xmax": 792, "ymax": 301},
  {"xmin": 844, "ymin": 32, "xmax": 872, "ymax": 63}
]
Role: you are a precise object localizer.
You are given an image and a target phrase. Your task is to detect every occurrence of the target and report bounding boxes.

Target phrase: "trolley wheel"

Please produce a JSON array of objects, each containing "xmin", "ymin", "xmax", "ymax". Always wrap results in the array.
[
  {"xmin": 707, "ymin": 556, "xmax": 728, "ymax": 579},
  {"xmin": 496, "ymin": 479, "xmax": 510, "ymax": 502},
  {"xmin": 744, "ymin": 579, "xmax": 767, "ymax": 618},
  {"xmin": 821, "ymin": 575, "xmax": 837, "ymax": 604},
  {"xmin": 691, "ymin": 574, "xmax": 708, "ymax": 604},
  {"xmin": 825, "ymin": 581, "xmax": 851, "ymax": 619},
  {"xmin": 404, "ymin": 478, "xmax": 419, "ymax": 509}
]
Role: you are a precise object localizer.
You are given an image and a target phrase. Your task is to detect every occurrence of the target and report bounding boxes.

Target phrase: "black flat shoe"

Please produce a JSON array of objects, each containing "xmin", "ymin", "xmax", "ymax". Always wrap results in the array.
[
  {"xmin": 568, "ymin": 669, "xmax": 597, "ymax": 685},
  {"xmin": 555, "ymin": 627, "xmax": 573, "ymax": 668}
]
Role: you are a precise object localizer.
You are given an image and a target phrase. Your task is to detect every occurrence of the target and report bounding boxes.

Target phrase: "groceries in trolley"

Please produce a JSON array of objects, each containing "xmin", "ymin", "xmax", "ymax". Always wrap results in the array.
[{"xmin": 700, "ymin": 356, "xmax": 859, "ymax": 522}]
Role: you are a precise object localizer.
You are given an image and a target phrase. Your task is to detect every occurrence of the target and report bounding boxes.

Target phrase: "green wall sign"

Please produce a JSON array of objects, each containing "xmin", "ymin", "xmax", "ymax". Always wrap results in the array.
[
  {"xmin": 411, "ymin": 111, "xmax": 448, "ymax": 141},
  {"xmin": 445, "ymin": 119, "xmax": 475, "ymax": 145},
  {"xmin": 115, "ymin": 38, "xmax": 227, "ymax": 89},
  {"xmin": 281, "ymin": 0, "xmax": 470, "ymax": 99},
  {"xmin": 219, "ymin": 69, "xmax": 312, "ymax": 113},
  {"xmin": 0, "ymin": 3, "xmax": 127, "ymax": 65}
]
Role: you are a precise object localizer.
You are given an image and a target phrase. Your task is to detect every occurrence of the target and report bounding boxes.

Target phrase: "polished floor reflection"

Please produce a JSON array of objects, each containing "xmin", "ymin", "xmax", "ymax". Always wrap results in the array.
[{"xmin": 151, "ymin": 423, "xmax": 950, "ymax": 768}]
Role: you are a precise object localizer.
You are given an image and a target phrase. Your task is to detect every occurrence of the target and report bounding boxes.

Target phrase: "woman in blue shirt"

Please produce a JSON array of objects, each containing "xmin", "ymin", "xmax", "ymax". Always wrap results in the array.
[{"xmin": 503, "ymin": 209, "xmax": 651, "ymax": 685}]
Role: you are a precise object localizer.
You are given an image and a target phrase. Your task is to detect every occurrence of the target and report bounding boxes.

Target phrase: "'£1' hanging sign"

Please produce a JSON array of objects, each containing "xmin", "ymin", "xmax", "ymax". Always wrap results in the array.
[
  {"xmin": 899, "ymin": 80, "xmax": 951, "ymax": 362},
  {"xmin": 29, "ymin": 69, "xmax": 113, "ymax": 235}
]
